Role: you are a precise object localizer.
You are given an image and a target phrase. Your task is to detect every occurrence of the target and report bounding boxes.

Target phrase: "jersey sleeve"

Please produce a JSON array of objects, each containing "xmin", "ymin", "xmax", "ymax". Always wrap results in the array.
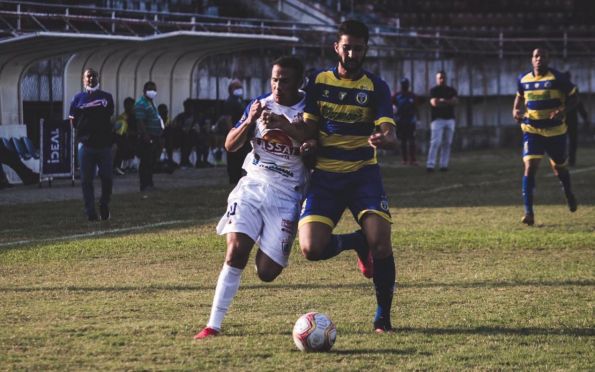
[
  {"xmin": 374, "ymin": 79, "xmax": 396, "ymax": 127},
  {"xmin": 516, "ymin": 74, "xmax": 525, "ymax": 97},
  {"xmin": 234, "ymin": 99, "xmax": 255, "ymax": 128},
  {"xmin": 303, "ymin": 71, "xmax": 320, "ymax": 123}
]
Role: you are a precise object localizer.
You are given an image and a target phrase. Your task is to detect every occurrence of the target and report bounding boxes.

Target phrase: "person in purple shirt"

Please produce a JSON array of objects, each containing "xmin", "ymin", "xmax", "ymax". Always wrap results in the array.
[{"xmin": 69, "ymin": 68, "xmax": 114, "ymax": 221}]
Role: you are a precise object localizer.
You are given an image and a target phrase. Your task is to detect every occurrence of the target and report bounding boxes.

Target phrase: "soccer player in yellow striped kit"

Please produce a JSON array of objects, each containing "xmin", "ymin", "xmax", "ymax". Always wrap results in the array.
[{"xmin": 513, "ymin": 48, "xmax": 578, "ymax": 226}]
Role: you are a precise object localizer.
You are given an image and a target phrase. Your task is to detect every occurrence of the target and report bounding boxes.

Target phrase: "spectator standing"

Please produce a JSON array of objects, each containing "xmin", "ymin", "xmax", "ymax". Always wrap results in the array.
[
  {"xmin": 69, "ymin": 68, "xmax": 114, "ymax": 221},
  {"xmin": 563, "ymin": 73, "xmax": 590, "ymax": 166},
  {"xmin": 173, "ymin": 99, "xmax": 198, "ymax": 167},
  {"xmin": 135, "ymin": 81, "xmax": 163, "ymax": 192},
  {"xmin": 426, "ymin": 70, "xmax": 458, "ymax": 172},
  {"xmin": 220, "ymin": 80, "xmax": 250, "ymax": 183},
  {"xmin": 392, "ymin": 78, "xmax": 418, "ymax": 165},
  {"xmin": 113, "ymin": 97, "xmax": 135, "ymax": 175}
]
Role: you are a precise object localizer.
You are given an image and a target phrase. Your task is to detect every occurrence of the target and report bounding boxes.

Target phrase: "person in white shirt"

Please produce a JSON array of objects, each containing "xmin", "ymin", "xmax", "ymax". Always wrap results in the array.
[{"xmin": 194, "ymin": 56, "xmax": 311, "ymax": 339}]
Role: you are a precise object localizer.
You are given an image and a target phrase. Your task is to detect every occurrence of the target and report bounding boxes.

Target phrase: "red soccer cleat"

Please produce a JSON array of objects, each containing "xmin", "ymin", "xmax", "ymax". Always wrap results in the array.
[
  {"xmin": 193, "ymin": 327, "xmax": 219, "ymax": 340},
  {"xmin": 356, "ymin": 248, "xmax": 374, "ymax": 279}
]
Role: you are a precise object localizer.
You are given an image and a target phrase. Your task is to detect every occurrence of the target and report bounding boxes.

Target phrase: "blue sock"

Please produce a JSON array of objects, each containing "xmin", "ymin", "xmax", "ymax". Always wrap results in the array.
[
  {"xmin": 373, "ymin": 254, "xmax": 396, "ymax": 328},
  {"xmin": 319, "ymin": 230, "xmax": 366, "ymax": 260},
  {"xmin": 557, "ymin": 170, "xmax": 572, "ymax": 198},
  {"xmin": 522, "ymin": 175, "xmax": 535, "ymax": 215}
]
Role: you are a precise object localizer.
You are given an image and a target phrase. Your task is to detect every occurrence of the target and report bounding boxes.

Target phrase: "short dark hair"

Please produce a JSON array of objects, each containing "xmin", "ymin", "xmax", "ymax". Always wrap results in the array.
[
  {"xmin": 532, "ymin": 47, "xmax": 549, "ymax": 56},
  {"xmin": 437, "ymin": 70, "xmax": 446, "ymax": 77},
  {"xmin": 123, "ymin": 97, "xmax": 134, "ymax": 106},
  {"xmin": 143, "ymin": 81, "xmax": 156, "ymax": 91},
  {"xmin": 83, "ymin": 68, "xmax": 98, "ymax": 77},
  {"xmin": 272, "ymin": 56, "xmax": 304, "ymax": 80},
  {"xmin": 338, "ymin": 20, "xmax": 369, "ymax": 43}
]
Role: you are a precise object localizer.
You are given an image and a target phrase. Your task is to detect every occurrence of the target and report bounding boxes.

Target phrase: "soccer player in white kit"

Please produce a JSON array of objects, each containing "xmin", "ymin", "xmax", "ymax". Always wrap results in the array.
[{"xmin": 194, "ymin": 56, "xmax": 309, "ymax": 339}]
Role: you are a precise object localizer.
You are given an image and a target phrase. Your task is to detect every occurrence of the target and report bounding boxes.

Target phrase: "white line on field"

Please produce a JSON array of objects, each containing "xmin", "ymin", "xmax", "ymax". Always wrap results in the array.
[
  {"xmin": 393, "ymin": 165, "xmax": 594, "ymax": 196},
  {"xmin": 547, "ymin": 165, "xmax": 595, "ymax": 177},
  {"xmin": 0, "ymin": 220, "xmax": 191, "ymax": 248}
]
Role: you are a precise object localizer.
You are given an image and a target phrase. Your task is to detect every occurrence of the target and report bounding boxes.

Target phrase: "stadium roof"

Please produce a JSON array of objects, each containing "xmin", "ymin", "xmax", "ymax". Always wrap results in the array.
[{"xmin": 0, "ymin": 1, "xmax": 299, "ymax": 124}]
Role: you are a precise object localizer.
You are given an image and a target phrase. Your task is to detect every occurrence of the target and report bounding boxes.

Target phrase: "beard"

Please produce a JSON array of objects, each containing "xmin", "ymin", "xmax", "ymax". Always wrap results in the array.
[{"xmin": 339, "ymin": 56, "xmax": 365, "ymax": 73}]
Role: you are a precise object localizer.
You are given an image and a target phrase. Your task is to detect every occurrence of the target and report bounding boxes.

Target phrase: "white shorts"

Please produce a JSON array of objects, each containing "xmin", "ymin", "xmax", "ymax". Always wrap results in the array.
[{"xmin": 216, "ymin": 177, "xmax": 301, "ymax": 267}]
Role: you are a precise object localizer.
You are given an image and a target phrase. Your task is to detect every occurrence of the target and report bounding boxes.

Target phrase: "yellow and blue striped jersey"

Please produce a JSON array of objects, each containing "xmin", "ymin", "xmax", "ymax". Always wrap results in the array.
[
  {"xmin": 304, "ymin": 68, "xmax": 395, "ymax": 173},
  {"xmin": 516, "ymin": 68, "xmax": 576, "ymax": 137}
]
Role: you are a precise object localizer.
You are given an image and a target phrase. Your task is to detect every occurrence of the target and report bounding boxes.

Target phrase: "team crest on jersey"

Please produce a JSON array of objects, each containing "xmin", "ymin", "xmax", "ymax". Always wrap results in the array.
[
  {"xmin": 322, "ymin": 89, "xmax": 330, "ymax": 98},
  {"xmin": 534, "ymin": 83, "xmax": 540, "ymax": 88},
  {"xmin": 356, "ymin": 92, "xmax": 368, "ymax": 105},
  {"xmin": 338, "ymin": 91, "xmax": 347, "ymax": 101},
  {"xmin": 525, "ymin": 83, "xmax": 530, "ymax": 89}
]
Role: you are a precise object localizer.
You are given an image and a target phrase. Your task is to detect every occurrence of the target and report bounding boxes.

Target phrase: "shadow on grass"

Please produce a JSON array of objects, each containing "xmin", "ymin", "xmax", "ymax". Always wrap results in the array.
[
  {"xmin": 397, "ymin": 326, "xmax": 595, "ymax": 337},
  {"xmin": 0, "ymin": 279, "xmax": 592, "ymax": 293}
]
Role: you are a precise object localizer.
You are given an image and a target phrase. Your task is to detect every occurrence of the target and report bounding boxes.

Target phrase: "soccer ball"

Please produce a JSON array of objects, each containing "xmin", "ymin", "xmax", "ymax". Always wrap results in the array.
[{"xmin": 292, "ymin": 312, "xmax": 336, "ymax": 352}]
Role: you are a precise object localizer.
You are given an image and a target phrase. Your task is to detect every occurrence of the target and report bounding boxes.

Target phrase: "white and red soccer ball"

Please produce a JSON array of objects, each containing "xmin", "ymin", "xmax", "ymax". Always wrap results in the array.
[{"xmin": 292, "ymin": 312, "xmax": 336, "ymax": 352}]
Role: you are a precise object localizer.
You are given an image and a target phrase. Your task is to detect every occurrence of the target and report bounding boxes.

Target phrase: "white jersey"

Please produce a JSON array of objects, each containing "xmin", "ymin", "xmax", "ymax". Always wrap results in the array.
[{"xmin": 239, "ymin": 92, "xmax": 307, "ymax": 196}]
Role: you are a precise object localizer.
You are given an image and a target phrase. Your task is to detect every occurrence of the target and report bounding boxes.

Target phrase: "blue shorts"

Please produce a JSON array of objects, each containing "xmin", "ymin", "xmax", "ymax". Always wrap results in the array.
[
  {"xmin": 522, "ymin": 132, "xmax": 567, "ymax": 165},
  {"xmin": 299, "ymin": 165, "xmax": 391, "ymax": 228}
]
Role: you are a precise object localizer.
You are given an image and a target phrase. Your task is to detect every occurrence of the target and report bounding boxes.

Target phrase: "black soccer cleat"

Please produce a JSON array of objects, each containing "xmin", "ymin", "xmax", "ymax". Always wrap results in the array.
[{"xmin": 567, "ymin": 193, "xmax": 577, "ymax": 213}]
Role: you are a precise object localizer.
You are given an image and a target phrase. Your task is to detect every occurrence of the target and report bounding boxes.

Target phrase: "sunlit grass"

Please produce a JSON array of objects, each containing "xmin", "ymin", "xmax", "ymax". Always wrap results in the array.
[{"xmin": 0, "ymin": 148, "xmax": 593, "ymax": 370}]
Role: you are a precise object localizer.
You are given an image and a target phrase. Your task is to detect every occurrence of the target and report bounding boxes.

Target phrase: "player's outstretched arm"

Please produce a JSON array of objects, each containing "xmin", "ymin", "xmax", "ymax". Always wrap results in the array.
[{"xmin": 225, "ymin": 101, "xmax": 263, "ymax": 152}]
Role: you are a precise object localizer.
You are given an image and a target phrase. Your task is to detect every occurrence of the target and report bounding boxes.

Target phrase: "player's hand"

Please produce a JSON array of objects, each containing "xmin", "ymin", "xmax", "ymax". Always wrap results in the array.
[
  {"xmin": 300, "ymin": 139, "xmax": 318, "ymax": 169},
  {"xmin": 549, "ymin": 108, "xmax": 564, "ymax": 120},
  {"xmin": 262, "ymin": 111, "xmax": 289, "ymax": 130},
  {"xmin": 368, "ymin": 131, "xmax": 396, "ymax": 149},
  {"xmin": 513, "ymin": 109, "xmax": 523, "ymax": 122},
  {"xmin": 245, "ymin": 101, "xmax": 263, "ymax": 125},
  {"xmin": 300, "ymin": 139, "xmax": 318, "ymax": 154}
]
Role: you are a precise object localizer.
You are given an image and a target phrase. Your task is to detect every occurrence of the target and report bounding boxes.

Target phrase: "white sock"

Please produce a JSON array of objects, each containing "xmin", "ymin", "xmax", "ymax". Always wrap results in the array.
[{"xmin": 206, "ymin": 263, "xmax": 243, "ymax": 331}]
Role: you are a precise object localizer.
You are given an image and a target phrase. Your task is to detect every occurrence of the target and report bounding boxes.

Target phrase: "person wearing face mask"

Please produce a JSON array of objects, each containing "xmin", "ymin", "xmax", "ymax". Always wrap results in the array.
[
  {"xmin": 134, "ymin": 81, "xmax": 163, "ymax": 192},
  {"xmin": 69, "ymin": 68, "xmax": 115, "ymax": 221},
  {"xmin": 219, "ymin": 79, "xmax": 250, "ymax": 184}
]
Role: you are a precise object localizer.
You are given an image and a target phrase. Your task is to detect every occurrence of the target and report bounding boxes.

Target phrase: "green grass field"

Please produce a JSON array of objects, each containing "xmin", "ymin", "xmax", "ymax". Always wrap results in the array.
[{"xmin": 1, "ymin": 148, "xmax": 593, "ymax": 370}]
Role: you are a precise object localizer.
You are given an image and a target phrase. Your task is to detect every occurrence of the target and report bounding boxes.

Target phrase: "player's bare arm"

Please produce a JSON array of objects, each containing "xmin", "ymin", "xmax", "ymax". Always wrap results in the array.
[
  {"xmin": 225, "ymin": 100, "xmax": 263, "ymax": 152},
  {"xmin": 512, "ymin": 95, "xmax": 524, "ymax": 122},
  {"xmin": 368, "ymin": 122, "xmax": 397, "ymax": 149}
]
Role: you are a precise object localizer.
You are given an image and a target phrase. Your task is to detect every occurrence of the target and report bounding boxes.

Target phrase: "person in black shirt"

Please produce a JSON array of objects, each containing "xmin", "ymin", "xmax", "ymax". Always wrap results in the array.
[
  {"xmin": 563, "ymin": 73, "xmax": 590, "ymax": 166},
  {"xmin": 426, "ymin": 70, "xmax": 458, "ymax": 172},
  {"xmin": 220, "ymin": 80, "xmax": 249, "ymax": 184},
  {"xmin": 69, "ymin": 68, "xmax": 114, "ymax": 221},
  {"xmin": 392, "ymin": 78, "xmax": 419, "ymax": 165}
]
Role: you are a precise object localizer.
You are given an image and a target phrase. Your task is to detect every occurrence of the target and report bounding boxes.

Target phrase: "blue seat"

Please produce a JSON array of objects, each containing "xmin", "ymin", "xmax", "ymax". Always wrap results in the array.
[
  {"xmin": 21, "ymin": 137, "xmax": 39, "ymax": 159},
  {"xmin": 10, "ymin": 137, "xmax": 31, "ymax": 160}
]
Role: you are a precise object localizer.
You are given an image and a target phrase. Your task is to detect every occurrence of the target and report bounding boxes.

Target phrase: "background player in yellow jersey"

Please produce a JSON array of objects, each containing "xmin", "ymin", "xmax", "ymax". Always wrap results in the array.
[
  {"xmin": 513, "ymin": 48, "xmax": 578, "ymax": 226},
  {"xmin": 264, "ymin": 20, "xmax": 398, "ymax": 333}
]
